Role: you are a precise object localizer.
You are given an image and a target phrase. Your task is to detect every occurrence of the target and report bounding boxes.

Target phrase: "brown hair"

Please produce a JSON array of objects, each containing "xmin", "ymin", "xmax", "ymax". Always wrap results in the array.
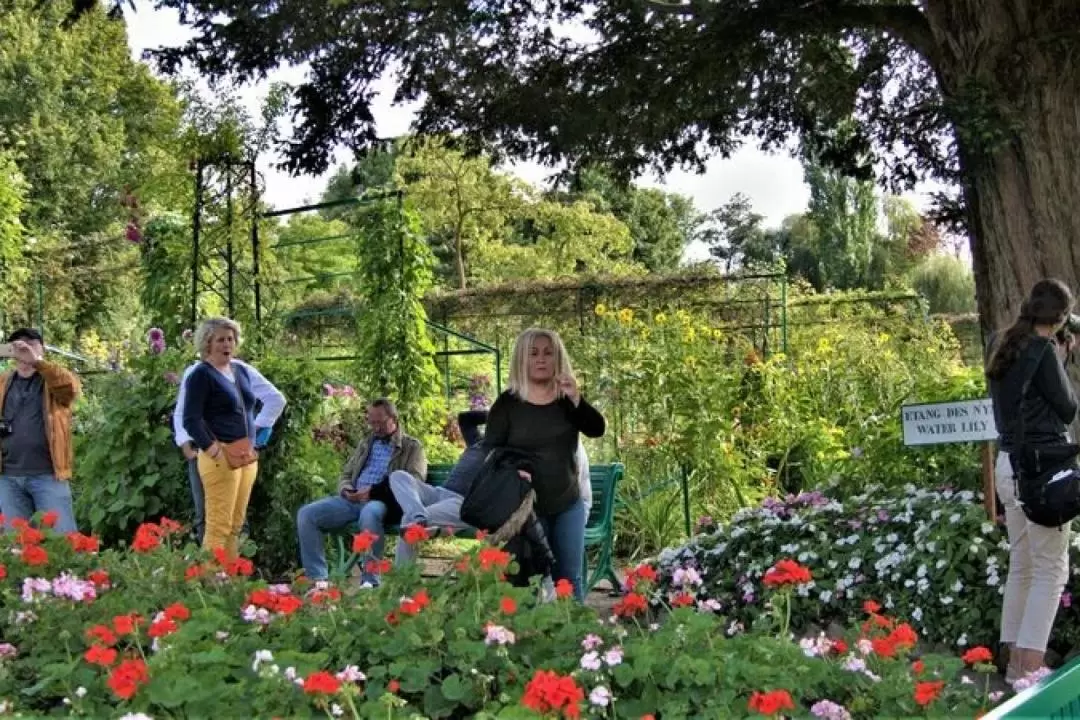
[{"xmin": 986, "ymin": 279, "xmax": 1073, "ymax": 379}]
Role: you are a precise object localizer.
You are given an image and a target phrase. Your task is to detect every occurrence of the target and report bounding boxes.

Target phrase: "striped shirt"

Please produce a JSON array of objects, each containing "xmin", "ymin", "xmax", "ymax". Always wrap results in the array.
[{"xmin": 354, "ymin": 438, "xmax": 394, "ymax": 488}]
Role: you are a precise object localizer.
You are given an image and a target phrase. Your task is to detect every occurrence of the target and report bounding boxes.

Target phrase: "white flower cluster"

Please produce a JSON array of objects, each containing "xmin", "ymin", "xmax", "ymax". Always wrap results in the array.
[{"xmin": 657, "ymin": 484, "xmax": 1077, "ymax": 650}]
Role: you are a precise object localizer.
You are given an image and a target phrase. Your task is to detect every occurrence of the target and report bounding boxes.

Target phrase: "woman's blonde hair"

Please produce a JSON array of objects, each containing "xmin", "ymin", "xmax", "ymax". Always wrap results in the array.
[
  {"xmin": 194, "ymin": 317, "xmax": 242, "ymax": 360},
  {"xmin": 507, "ymin": 328, "xmax": 574, "ymax": 402}
]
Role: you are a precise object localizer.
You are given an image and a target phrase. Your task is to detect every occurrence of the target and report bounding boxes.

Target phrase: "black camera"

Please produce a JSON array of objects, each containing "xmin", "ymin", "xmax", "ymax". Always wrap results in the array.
[
  {"xmin": 0, "ymin": 418, "xmax": 11, "ymax": 438},
  {"xmin": 1056, "ymin": 314, "xmax": 1080, "ymax": 345}
]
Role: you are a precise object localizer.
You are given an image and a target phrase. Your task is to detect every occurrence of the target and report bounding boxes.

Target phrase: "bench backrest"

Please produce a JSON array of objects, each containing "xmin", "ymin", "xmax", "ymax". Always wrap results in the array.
[{"xmin": 426, "ymin": 462, "xmax": 624, "ymax": 531}]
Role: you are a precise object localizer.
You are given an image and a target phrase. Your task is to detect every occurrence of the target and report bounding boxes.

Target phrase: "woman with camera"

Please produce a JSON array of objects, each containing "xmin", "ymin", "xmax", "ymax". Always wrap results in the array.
[
  {"xmin": 483, "ymin": 328, "xmax": 606, "ymax": 601},
  {"xmin": 986, "ymin": 278, "xmax": 1077, "ymax": 682}
]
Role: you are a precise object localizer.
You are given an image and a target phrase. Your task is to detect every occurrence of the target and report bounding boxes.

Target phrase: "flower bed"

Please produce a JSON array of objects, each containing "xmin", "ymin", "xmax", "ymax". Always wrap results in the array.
[
  {"xmin": 0, "ymin": 515, "xmax": 1007, "ymax": 718},
  {"xmin": 656, "ymin": 484, "xmax": 1080, "ymax": 657}
]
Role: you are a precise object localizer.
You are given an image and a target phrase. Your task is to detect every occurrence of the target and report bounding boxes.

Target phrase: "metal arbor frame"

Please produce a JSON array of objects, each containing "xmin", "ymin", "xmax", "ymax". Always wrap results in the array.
[
  {"xmin": 189, "ymin": 155, "xmax": 262, "ymax": 330},
  {"xmin": 189, "ymin": 163, "xmax": 501, "ymax": 401}
]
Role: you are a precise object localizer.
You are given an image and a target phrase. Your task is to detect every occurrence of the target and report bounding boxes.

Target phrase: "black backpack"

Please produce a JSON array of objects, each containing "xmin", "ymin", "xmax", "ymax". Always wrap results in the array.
[
  {"xmin": 1011, "ymin": 344, "xmax": 1080, "ymax": 528},
  {"xmin": 460, "ymin": 447, "xmax": 534, "ymax": 531}
]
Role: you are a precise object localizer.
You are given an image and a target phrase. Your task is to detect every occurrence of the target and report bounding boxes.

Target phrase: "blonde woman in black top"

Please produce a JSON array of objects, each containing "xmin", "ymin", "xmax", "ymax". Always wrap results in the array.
[{"xmin": 484, "ymin": 328, "xmax": 606, "ymax": 601}]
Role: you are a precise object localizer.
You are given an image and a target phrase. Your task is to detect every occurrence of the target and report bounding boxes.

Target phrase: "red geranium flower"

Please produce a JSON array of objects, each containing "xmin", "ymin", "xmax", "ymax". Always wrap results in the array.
[
  {"xmin": 402, "ymin": 524, "xmax": 430, "ymax": 545},
  {"xmin": 66, "ymin": 532, "xmax": 100, "ymax": 553},
  {"xmin": 365, "ymin": 558, "xmax": 392, "ymax": 575},
  {"xmin": 0, "ymin": 564, "xmax": 6, "ymax": 580},
  {"xmin": 762, "ymin": 559, "xmax": 812, "ymax": 587},
  {"xmin": 40, "ymin": 510, "xmax": 59, "ymax": 528},
  {"xmin": 148, "ymin": 618, "xmax": 178, "ymax": 638},
  {"xmin": 164, "ymin": 603, "xmax": 191, "ymax": 622},
  {"xmin": 863, "ymin": 600, "xmax": 882, "ymax": 614},
  {"xmin": 915, "ymin": 680, "xmax": 945, "ymax": 706},
  {"xmin": 832, "ymin": 639, "xmax": 848, "ymax": 655},
  {"xmin": 303, "ymin": 670, "xmax": 341, "ymax": 695},
  {"xmin": 107, "ymin": 658, "xmax": 150, "ymax": 700},
  {"xmin": 872, "ymin": 637, "xmax": 898, "ymax": 658},
  {"xmin": 17, "ymin": 526, "xmax": 45, "ymax": 547},
  {"xmin": 613, "ymin": 592, "xmax": 648, "ymax": 618},
  {"xmin": 21, "ymin": 545, "xmax": 48, "ymax": 566},
  {"xmin": 309, "ymin": 587, "xmax": 343, "ymax": 606},
  {"xmin": 889, "ymin": 623, "xmax": 918, "ymax": 651},
  {"xmin": 521, "ymin": 669, "xmax": 585, "ymax": 719},
  {"xmin": 912, "ymin": 660, "xmax": 925, "ymax": 676},
  {"xmin": 159, "ymin": 517, "xmax": 183, "ymax": 534},
  {"xmin": 388, "ymin": 679, "xmax": 401, "ymax": 693},
  {"xmin": 352, "ymin": 530, "xmax": 378, "ymax": 553},
  {"xmin": 671, "ymin": 592, "xmax": 695, "ymax": 608},
  {"xmin": 962, "ymin": 646, "xmax": 994, "ymax": 666},
  {"xmin": 112, "ymin": 614, "xmax": 140, "ymax": 636},
  {"xmin": 86, "ymin": 624, "xmax": 118, "ymax": 646},
  {"xmin": 413, "ymin": 589, "xmax": 431, "ymax": 609},
  {"xmin": 132, "ymin": 523, "xmax": 163, "ymax": 553},
  {"xmin": 500, "ymin": 596, "xmax": 518, "ymax": 615},
  {"xmin": 748, "ymin": 690, "xmax": 796, "ymax": 716},
  {"xmin": 555, "ymin": 579, "xmax": 574, "ymax": 599},
  {"xmin": 623, "ymin": 564, "xmax": 658, "ymax": 591},
  {"xmin": 185, "ymin": 564, "xmax": 205, "ymax": 581},
  {"xmin": 84, "ymin": 644, "xmax": 118, "ymax": 666},
  {"xmin": 478, "ymin": 547, "xmax": 512, "ymax": 571},
  {"xmin": 88, "ymin": 569, "xmax": 110, "ymax": 588}
]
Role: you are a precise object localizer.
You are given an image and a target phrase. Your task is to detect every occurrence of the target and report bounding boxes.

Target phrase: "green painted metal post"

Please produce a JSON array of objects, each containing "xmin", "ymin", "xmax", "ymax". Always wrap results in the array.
[
  {"xmin": 762, "ymin": 294, "xmax": 771, "ymax": 360},
  {"xmin": 681, "ymin": 465, "xmax": 692, "ymax": 538},
  {"xmin": 36, "ymin": 274, "xmax": 44, "ymax": 334},
  {"xmin": 443, "ymin": 330, "xmax": 451, "ymax": 407},
  {"xmin": 781, "ymin": 275, "xmax": 788, "ymax": 355}
]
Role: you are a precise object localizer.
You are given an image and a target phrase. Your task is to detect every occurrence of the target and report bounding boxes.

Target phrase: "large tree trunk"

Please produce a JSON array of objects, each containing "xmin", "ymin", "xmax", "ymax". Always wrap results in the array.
[{"xmin": 922, "ymin": 1, "xmax": 1080, "ymax": 338}]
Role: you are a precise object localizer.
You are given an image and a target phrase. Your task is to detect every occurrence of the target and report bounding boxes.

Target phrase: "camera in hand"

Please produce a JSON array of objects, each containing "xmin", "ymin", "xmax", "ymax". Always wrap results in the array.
[
  {"xmin": 1055, "ymin": 314, "xmax": 1080, "ymax": 347},
  {"xmin": 0, "ymin": 417, "xmax": 11, "ymax": 438}
]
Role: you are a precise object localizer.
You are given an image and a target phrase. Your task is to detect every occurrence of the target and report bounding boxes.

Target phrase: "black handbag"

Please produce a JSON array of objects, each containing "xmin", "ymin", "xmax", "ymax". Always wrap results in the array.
[
  {"xmin": 460, "ymin": 447, "xmax": 534, "ymax": 531},
  {"xmin": 1011, "ymin": 344, "xmax": 1080, "ymax": 528}
]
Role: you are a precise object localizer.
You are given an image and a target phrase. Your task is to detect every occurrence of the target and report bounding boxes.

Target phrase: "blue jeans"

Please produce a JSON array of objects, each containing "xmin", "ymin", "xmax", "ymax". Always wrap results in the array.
[
  {"xmin": 0, "ymin": 474, "xmax": 78, "ymax": 533},
  {"xmin": 187, "ymin": 458, "xmax": 205, "ymax": 544},
  {"xmin": 540, "ymin": 497, "xmax": 587, "ymax": 602},
  {"xmin": 296, "ymin": 495, "xmax": 386, "ymax": 583},
  {"xmin": 187, "ymin": 458, "xmax": 248, "ymax": 545}
]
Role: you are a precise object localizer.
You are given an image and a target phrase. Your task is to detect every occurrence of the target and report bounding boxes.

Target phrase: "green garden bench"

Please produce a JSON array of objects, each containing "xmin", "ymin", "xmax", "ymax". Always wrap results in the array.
[
  {"xmin": 984, "ymin": 655, "xmax": 1080, "ymax": 719},
  {"xmin": 331, "ymin": 462, "xmax": 624, "ymax": 594}
]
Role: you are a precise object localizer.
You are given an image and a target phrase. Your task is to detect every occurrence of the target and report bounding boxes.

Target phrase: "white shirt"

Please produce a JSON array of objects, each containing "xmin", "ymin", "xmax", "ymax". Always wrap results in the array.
[
  {"xmin": 172, "ymin": 360, "xmax": 286, "ymax": 447},
  {"xmin": 577, "ymin": 443, "xmax": 592, "ymax": 513}
]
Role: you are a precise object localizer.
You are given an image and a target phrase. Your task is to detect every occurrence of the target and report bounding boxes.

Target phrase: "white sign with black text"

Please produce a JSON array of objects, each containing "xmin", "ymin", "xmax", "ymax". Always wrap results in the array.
[{"xmin": 901, "ymin": 398, "xmax": 997, "ymax": 446}]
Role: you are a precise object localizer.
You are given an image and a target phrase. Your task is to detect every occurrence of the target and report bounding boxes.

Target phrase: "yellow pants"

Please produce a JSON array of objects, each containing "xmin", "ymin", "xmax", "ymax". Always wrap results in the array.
[{"xmin": 197, "ymin": 452, "xmax": 258, "ymax": 557}]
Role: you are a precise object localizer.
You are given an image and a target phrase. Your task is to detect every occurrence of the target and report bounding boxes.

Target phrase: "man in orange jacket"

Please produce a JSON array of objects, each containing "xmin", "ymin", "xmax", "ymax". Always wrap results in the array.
[{"xmin": 0, "ymin": 328, "xmax": 81, "ymax": 532}]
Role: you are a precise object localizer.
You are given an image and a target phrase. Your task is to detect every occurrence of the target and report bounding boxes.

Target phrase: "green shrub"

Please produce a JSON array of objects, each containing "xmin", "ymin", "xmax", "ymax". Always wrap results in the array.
[
  {"xmin": 656, "ymin": 484, "xmax": 1080, "ymax": 657},
  {"xmin": 576, "ymin": 305, "xmax": 985, "ymax": 556}
]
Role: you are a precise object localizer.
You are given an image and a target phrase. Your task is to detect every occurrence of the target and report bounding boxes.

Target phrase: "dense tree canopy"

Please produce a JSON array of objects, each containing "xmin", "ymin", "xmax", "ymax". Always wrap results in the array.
[{"xmin": 139, "ymin": 0, "xmax": 1080, "ymax": 333}]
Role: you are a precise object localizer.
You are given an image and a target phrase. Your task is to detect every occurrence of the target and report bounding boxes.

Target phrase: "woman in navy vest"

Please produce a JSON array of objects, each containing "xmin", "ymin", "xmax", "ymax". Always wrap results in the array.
[{"xmin": 182, "ymin": 317, "xmax": 284, "ymax": 557}]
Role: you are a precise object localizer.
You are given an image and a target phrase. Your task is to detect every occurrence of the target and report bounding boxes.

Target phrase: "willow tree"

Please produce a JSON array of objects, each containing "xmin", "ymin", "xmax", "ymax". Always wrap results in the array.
[{"xmin": 135, "ymin": 0, "xmax": 1080, "ymax": 331}]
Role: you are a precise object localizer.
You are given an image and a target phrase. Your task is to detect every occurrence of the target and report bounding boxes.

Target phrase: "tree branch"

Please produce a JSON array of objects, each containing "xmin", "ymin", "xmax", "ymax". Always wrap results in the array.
[{"xmin": 644, "ymin": 1, "xmax": 940, "ymax": 71}]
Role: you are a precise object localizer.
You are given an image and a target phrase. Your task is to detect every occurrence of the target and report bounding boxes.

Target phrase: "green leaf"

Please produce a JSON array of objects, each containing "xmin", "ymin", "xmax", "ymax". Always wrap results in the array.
[{"xmin": 441, "ymin": 673, "xmax": 467, "ymax": 701}]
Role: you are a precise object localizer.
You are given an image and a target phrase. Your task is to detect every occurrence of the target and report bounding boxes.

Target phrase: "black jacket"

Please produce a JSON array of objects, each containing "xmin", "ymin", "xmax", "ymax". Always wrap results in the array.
[{"xmin": 990, "ymin": 336, "xmax": 1078, "ymax": 451}]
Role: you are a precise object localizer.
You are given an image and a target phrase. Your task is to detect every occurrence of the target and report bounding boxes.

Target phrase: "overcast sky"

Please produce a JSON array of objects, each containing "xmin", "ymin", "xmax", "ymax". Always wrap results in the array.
[{"xmin": 124, "ymin": 4, "xmax": 942, "ymax": 261}]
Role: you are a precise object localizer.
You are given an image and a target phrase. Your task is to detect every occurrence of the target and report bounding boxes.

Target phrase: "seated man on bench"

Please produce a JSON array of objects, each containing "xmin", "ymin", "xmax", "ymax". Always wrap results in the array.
[{"xmin": 296, "ymin": 397, "xmax": 426, "ymax": 584}]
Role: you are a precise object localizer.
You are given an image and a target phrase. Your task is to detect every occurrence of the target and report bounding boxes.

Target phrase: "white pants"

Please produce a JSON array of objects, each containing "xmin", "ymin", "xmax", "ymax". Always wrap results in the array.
[{"xmin": 995, "ymin": 451, "xmax": 1072, "ymax": 652}]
